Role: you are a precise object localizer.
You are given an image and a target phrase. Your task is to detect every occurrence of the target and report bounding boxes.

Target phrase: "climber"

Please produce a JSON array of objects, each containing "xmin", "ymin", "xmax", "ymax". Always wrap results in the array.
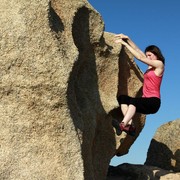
[{"xmin": 112, "ymin": 33, "xmax": 165, "ymax": 136}]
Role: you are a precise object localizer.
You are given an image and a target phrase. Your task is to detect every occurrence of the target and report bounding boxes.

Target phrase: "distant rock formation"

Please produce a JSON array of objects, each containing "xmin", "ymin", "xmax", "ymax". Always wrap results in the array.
[
  {"xmin": 0, "ymin": 0, "xmax": 145, "ymax": 179},
  {"xmin": 145, "ymin": 119, "xmax": 180, "ymax": 172},
  {"xmin": 107, "ymin": 119, "xmax": 180, "ymax": 179},
  {"xmin": 107, "ymin": 163, "xmax": 180, "ymax": 180}
]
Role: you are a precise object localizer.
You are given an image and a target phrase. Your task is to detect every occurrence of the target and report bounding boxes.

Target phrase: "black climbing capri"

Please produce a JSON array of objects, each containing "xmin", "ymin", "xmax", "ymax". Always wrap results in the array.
[{"xmin": 117, "ymin": 95, "xmax": 161, "ymax": 114}]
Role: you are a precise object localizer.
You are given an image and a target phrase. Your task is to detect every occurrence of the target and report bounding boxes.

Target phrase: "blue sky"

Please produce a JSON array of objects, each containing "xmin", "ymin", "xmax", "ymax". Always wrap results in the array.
[{"xmin": 88, "ymin": 0, "xmax": 180, "ymax": 166}]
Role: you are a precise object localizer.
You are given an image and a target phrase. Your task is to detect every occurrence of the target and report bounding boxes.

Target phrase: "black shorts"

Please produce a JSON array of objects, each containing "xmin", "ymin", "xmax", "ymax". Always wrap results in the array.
[{"xmin": 117, "ymin": 95, "xmax": 161, "ymax": 114}]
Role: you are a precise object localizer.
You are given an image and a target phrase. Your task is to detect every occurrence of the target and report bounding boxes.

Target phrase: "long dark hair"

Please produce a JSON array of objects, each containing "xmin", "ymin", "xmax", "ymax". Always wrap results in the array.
[{"xmin": 145, "ymin": 45, "xmax": 165, "ymax": 65}]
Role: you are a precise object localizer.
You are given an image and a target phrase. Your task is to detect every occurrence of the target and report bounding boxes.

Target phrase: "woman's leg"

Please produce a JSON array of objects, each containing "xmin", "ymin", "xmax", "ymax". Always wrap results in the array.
[
  {"xmin": 121, "ymin": 104, "xmax": 128, "ymax": 116},
  {"xmin": 121, "ymin": 104, "xmax": 133, "ymax": 125},
  {"xmin": 115, "ymin": 95, "xmax": 136, "ymax": 136},
  {"xmin": 121, "ymin": 104, "xmax": 136, "ymax": 126}
]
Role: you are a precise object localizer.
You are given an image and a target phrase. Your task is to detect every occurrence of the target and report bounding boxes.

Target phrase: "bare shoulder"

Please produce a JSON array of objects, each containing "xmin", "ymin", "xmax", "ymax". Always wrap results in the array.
[{"xmin": 154, "ymin": 61, "xmax": 164, "ymax": 76}]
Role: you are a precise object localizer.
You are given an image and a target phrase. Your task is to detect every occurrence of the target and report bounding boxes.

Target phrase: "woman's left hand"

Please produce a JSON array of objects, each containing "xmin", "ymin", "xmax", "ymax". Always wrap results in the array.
[
  {"xmin": 115, "ymin": 38, "xmax": 126, "ymax": 45},
  {"xmin": 115, "ymin": 33, "xmax": 129, "ymax": 39}
]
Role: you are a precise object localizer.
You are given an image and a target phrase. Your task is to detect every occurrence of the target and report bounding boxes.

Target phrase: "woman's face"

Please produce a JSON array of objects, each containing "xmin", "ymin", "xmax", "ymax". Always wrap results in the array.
[{"xmin": 145, "ymin": 51, "xmax": 158, "ymax": 60}]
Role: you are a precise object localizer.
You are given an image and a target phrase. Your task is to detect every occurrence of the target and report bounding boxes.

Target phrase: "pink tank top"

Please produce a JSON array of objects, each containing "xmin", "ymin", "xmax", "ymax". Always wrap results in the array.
[{"xmin": 142, "ymin": 68, "xmax": 163, "ymax": 98}]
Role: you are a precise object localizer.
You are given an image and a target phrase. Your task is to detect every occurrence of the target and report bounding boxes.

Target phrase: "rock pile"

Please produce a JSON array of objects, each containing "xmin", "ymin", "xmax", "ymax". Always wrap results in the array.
[{"xmin": 0, "ymin": 0, "xmax": 145, "ymax": 179}]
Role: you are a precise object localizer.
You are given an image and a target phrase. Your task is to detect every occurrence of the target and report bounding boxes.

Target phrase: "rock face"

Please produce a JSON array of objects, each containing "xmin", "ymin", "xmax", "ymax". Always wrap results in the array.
[
  {"xmin": 107, "ymin": 120, "xmax": 180, "ymax": 179},
  {"xmin": 0, "ymin": 0, "xmax": 144, "ymax": 179},
  {"xmin": 145, "ymin": 119, "xmax": 180, "ymax": 172},
  {"xmin": 107, "ymin": 163, "xmax": 180, "ymax": 180}
]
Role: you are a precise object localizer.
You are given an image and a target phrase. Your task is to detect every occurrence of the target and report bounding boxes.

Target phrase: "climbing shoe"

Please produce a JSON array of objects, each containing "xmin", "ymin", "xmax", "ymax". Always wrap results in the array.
[
  {"xmin": 112, "ymin": 119, "xmax": 122, "ymax": 136},
  {"xmin": 120, "ymin": 122, "xmax": 136, "ymax": 137}
]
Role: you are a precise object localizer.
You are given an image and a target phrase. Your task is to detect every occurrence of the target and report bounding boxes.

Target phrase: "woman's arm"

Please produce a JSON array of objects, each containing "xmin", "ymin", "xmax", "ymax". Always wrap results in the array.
[
  {"xmin": 115, "ymin": 34, "xmax": 145, "ymax": 57},
  {"xmin": 115, "ymin": 36, "xmax": 163, "ymax": 69}
]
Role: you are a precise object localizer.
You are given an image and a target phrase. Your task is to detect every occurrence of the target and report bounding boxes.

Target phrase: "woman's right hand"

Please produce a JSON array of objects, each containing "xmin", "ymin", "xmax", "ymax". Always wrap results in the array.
[{"xmin": 115, "ymin": 33, "xmax": 129, "ymax": 40}]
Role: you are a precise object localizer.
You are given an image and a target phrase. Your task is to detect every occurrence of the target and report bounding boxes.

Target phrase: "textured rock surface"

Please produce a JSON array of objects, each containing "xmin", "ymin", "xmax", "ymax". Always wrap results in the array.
[
  {"xmin": 107, "ymin": 119, "xmax": 180, "ymax": 179},
  {"xmin": 145, "ymin": 119, "xmax": 180, "ymax": 172},
  {"xmin": 107, "ymin": 163, "xmax": 180, "ymax": 180},
  {"xmin": 0, "ymin": 0, "xmax": 145, "ymax": 179}
]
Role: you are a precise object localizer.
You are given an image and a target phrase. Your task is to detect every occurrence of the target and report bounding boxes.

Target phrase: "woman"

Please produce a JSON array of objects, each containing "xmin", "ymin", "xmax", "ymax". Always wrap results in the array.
[{"xmin": 112, "ymin": 34, "xmax": 165, "ymax": 136}]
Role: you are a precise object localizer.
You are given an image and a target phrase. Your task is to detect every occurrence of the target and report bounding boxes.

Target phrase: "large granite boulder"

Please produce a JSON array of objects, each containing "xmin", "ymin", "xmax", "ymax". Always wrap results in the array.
[
  {"xmin": 107, "ymin": 163, "xmax": 180, "ymax": 180},
  {"xmin": 145, "ymin": 119, "xmax": 180, "ymax": 172},
  {"xmin": 107, "ymin": 120, "xmax": 180, "ymax": 179},
  {"xmin": 0, "ymin": 0, "xmax": 145, "ymax": 179}
]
